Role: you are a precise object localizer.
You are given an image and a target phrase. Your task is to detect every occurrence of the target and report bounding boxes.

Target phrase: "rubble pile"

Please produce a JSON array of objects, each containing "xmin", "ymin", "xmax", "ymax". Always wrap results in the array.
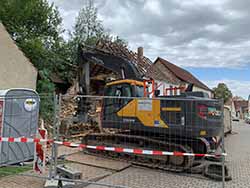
[
  {"xmin": 60, "ymin": 95, "xmax": 99, "ymax": 138},
  {"xmin": 60, "ymin": 95, "xmax": 77, "ymax": 119}
]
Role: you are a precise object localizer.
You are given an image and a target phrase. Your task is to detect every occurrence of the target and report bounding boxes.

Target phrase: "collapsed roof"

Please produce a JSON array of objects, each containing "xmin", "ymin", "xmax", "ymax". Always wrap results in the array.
[
  {"xmin": 79, "ymin": 50, "xmax": 142, "ymax": 80},
  {"xmin": 79, "ymin": 40, "xmax": 153, "ymax": 81},
  {"xmin": 95, "ymin": 40, "xmax": 152, "ymax": 76}
]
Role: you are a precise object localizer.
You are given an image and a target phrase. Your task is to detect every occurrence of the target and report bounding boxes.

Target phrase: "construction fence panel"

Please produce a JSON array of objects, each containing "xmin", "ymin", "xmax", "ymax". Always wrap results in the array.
[
  {"xmin": 52, "ymin": 94, "xmax": 228, "ymax": 188},
  {"xmin": 0, "ymin": 93, "xmax": 229, "ymax": 188}
]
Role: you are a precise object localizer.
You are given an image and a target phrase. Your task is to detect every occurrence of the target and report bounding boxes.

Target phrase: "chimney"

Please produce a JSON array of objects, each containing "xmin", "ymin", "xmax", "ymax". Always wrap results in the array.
[{"xmin": 137, "ymin": 47, "xmax": 143, "ymax": 65}]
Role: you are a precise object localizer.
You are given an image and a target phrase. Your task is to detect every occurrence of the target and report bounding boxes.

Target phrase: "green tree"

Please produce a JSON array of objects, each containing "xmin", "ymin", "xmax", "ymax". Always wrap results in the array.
[
  {"xmin": 0, "ymin": 0, "xmax": 62, "ymax": 42},
  {"xmin": 213, "ymin": 83, "xmax": 232, "ymax": 103},
  {"xmin": 112, "ymin": 36, "xmax": 128, "ymax": 47},
  {"xmin": 72, "ymin": 0, "xmax": 105, "ymax": 46},
  {"xmin": 0, "ymin": 0, "xmax": 71, "ymax": 121},
  {"xmin": 69, "ymin": 0, "xmax": 128, "ymax": 64},
  {"xmin": 67, "ymin": 0, "xmax": 106, "ymax": 64}
]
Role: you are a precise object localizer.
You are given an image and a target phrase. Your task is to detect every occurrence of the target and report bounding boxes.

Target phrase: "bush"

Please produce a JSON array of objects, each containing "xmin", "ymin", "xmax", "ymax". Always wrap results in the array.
[{"xmin": 37, "ymin": 78, "xmax": 55, "ymax": 122}]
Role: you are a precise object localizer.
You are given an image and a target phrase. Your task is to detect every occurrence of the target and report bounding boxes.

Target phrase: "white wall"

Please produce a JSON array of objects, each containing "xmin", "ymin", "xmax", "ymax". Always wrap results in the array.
[
  {"xmin": 148, "ymin": 81, "xmax": 212, "ymax": 98},
  {"xmin": 192, "ymin": 85, "xmax": 212, "ymax": 98},
  {"xmin": 157, "ymin": 82, "xmax": 212, "ymax": 98},
  {"xmin": 148, "ymin": 80, "xmax": 179, "ymax": 97}
]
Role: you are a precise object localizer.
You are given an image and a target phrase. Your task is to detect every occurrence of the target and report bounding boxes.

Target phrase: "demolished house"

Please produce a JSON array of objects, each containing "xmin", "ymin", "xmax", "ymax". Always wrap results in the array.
[
  {"xmin": 60, "ymin": 40, "xmax": 154, "ymax": 136},
  {"xmin": 77, "ymin": 40, "xmax": 152, "ymax": 95}
]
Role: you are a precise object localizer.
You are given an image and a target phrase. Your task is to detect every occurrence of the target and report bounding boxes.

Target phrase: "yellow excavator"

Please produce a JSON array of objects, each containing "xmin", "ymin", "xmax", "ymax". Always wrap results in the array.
[{"xmin": 75, "ymin": 45, "xmax": 231, "ymax": 180}]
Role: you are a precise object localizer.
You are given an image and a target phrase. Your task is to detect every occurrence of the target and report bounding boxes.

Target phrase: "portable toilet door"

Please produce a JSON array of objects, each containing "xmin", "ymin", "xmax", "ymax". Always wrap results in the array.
[{"xmin": 0, "ymin": 89, "xmax": 39, "ymax": 166}]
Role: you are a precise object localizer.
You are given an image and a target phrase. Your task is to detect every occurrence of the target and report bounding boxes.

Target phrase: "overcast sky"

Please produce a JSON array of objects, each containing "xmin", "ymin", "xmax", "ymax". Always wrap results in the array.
[{"xmin": 49, "ymin": 0, "xmax": 250, "ymax": 99}]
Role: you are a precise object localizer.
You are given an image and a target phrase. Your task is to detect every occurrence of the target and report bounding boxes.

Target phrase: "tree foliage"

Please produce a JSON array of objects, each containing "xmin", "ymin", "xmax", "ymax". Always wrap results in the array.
[
  {"xmin": 0, "ymin": 0, "xmax": 127, "ymax": 121},
  {"xmin": 0, "ymin": 0, "xmax": 71, "ymax": 120},
  {"xmin": 0, "ymin": 0, "xmax": 62, "ymax": 43},
  {"xmin": 73, "ymin": 0, "xmax": 105, "ymax": 46},
  {"xmin": 213, "ymin": 83, "xmax": 232, "ymax": 103},
  {"xmin": 69, "ymin": 0, "xmax": 128, "ymax": 63},
  {"xmin": 67, "ymin": 0, "xmax": 105, "ymax": 64}
]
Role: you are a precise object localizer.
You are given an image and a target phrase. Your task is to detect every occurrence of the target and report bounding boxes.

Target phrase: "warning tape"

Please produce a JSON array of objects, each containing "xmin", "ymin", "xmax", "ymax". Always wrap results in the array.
[
  {"xmin": 0, "ymin": 136, "xmax": 226, "ymax": 157},
  {"xmin": 0, "ymin": 137, "xmax": 49, "ymax": 143},
  {"xmin": 54, "ymin": 141, "xmax": 226, "ymax": 157}
]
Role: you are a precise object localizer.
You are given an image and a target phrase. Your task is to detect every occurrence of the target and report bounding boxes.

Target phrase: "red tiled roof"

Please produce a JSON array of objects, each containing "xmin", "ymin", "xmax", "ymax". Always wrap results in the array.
[
  {"xmin": 156, "ymin": 57, "xmax": 211, "ymax": 91},
  {"xmin": 146, "ymin": 61, "xmax": 181, "ymax": 84}
]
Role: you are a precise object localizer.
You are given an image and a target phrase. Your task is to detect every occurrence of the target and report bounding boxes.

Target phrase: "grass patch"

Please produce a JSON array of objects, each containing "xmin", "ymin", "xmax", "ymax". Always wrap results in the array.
[{"xmin": 0, "ymin": 165, "xmax": 32, "ymax": 178}]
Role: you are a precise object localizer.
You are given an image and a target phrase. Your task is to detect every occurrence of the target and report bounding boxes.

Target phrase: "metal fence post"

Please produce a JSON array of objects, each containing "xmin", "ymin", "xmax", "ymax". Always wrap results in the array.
[
  {"xmin": 49, "ymin": 93, "xmax": 61, "ymax": 179},
  {"xmin": 222, "ymin": 100, "xmax": 225, "ymax": 188},
  {"xmin": 222, "ymin": 140, "xmax": 225, "ymax": 188}
]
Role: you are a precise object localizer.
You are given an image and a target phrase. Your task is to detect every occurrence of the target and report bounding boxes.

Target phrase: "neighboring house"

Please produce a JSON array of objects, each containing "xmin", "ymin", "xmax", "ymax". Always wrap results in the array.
[
  {"xmin": 233, "ymin": 100, "xmax": 248, "ymax": 119},
  {"xmin": 146, "ymin": 58, "xmax": 180, "ymax": 96},
  {"xmin": 147, "ymin": 57, "xmax": 213, "ymax": 97},
  {"xmin": 0, "ymin": 23, "xmax": 37, "ymax": 90},
  {"xmin": 227, "ymin": 96, "xmax": 249, "ymax": 120}
]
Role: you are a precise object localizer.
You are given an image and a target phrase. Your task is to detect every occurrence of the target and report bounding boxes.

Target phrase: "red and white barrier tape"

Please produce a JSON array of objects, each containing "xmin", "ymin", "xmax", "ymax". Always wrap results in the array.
[
  {"xmin": 0, "ymin": 136, "xmax": 226, "ymax": 157},
  {"xmin": 54, "ymin": 141, "xmax": 226, "ymax": 157},
  {"xmin": 0, "ymin": 137, "xmax": 49, "ymax": 143},
  {"xmin": 34, "ymin": 128, "xmax": 47, "ymax": 174}
]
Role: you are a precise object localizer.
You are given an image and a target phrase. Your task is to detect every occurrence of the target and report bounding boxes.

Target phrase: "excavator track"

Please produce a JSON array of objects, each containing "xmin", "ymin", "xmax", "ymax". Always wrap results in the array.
[{"xmin": 82, "ymin": 133, "xmax": 195, "ymax": 173}]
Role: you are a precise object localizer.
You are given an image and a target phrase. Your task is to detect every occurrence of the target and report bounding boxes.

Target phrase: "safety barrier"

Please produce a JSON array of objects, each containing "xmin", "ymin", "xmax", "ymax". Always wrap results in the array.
[
  {"xmin": 0, "ymin": 94, "xmax": 230, "ymax": 188},
  {"xmin": 0, "ymin": 136, "xmax": 226, "ymax": 158}
]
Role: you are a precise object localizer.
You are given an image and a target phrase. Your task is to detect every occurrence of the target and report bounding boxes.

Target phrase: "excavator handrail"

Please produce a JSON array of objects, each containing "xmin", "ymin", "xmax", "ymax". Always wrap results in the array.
[{"xmin": 73, "ymin": 94, "xmax": 222, "ymax": 102}]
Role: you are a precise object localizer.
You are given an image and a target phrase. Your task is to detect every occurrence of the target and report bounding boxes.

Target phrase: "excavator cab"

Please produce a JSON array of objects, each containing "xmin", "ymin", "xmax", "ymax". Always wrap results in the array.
[
  {"xmin": 102, "ymin": 79, "xmax": 145, "ymax": 116},
  {"xmin": 104, "ymin": 79, "xmax": 145, "ymax": 98}
]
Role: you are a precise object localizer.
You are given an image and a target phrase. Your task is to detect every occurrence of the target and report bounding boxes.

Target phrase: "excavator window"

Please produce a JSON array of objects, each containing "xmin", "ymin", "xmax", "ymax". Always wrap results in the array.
[
  {"xmin": 115, "ymin": 88, "xmax": 122, "ymax": 97},
  {"xmin": 104, "ymin": 84, "xmax": 133, "ymax": 97},
  {"xmin": 104, "ymin": 85, "xmax": 117, "ymax": 96},
  {"xmin": 103, "ymin": 84, "xmax": 133, "ymax": 115},
  {"xmin": 135, "ymin": 86, "xmax": 145, "ymax": 97},
  {"xmin": 123, "ymin": 85, "xmax": 132, "ymax": 97}
]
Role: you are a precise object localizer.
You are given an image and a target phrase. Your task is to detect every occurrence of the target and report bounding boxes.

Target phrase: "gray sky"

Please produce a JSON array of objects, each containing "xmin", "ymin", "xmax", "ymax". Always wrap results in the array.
[{"xmin": 49, "ymin": 0, "xmax": 250, "ymax": 98}]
